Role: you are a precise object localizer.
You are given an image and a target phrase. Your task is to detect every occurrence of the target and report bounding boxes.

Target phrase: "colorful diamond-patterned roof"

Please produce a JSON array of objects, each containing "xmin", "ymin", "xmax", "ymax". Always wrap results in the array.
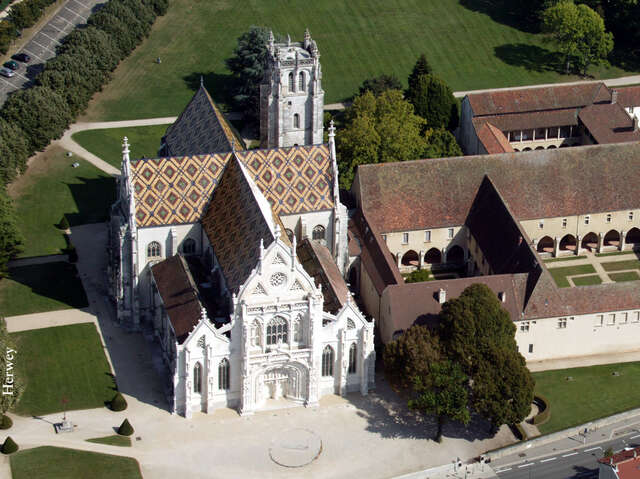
[
  {"xmin": 129, "ymin": 144, "xmax": 334, "ymax": 227},
  {"xmin": 201, "ymin": 155, "xmax": 275, "ymax": 293},
  {"xmin": 161, "ymin": 85, "xmax": 244, "ymax": 157}
]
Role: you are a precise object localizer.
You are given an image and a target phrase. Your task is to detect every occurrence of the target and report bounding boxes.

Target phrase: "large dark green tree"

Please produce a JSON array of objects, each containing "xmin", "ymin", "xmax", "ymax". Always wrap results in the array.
[
  {"xmin": 226, "ymin": 26, "xmax": 270, "ymax": 122},
  {"xmin": 383, "ymin": 325, "xmax": 442, "ymax": 388},
  {"xmin": 406, "ymin": 74, "xmax": 459, "ymax": 131},
  {"xmin": 358, "ymin": 74, "xmax": 403, "ymax": 97},
  {"xmin": 0, "ymin": 190, "xmax": 22, "ymax": 277},
  {"xmin": 407, "ymin": 53, "xmax": 433, "ymax": 92}
]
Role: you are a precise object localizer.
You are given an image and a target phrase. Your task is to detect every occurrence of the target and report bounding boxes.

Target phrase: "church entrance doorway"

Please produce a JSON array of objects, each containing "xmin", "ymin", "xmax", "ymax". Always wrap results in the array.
[{"xmin": 254, "ymin": 362, "xmax": 308, "ymax": 408}]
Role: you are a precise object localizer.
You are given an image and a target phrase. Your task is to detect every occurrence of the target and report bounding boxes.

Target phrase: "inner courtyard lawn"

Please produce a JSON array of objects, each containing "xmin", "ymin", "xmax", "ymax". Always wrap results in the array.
[
  {"xmin": 601, "ymin": 259, "xmax": 640, "ymax": 272},
  {"xmin": 0, "ymin": 262, "xmax": 88, "ymax": 317},
  {"xmin": 10, "ymin": 323, "xmax": 115, "ymax": 416},
  {"xmin": 81, "ymin": 0, "xmax": 636, "ymax": 122},
  {"xmin": 7, "ymin": 146, "xmax": 116, "ymax": 258},
  {"xmin": 547, "ymin": 264, "xmax": 596, "ymax": 288},
  {"xmin": 10, "ymin": 446, "xmax": 142, "ymax": 479},
  {"xmin": 571, "ymin": 275, "xmax": 602, "ymax": 286},
  {"xmin": 608, "ymin": 271, "xmax": 640, "ymax": 282},
  {"xmin": 72, "ymin": 124, "xmax": 168, "ymax": 168},
  {"xmin": 533, "ymin": 362, "xmax": 640, "ymax": 434}
]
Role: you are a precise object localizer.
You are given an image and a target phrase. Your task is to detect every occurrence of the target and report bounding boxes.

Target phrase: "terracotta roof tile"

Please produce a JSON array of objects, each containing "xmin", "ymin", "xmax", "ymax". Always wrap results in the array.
[
  {"xmin": 472, "ymin": 108, "xmax": 579, "ymax": 132},
  {"xmin": 599, "ymin": 446, "xmax": 640, "ymax": 479},
  {"xmin": 617, "ymin": 86, "xmax": 640, "ymax": 108},
  {"xmin": 579, "ymin": 103, "xmax": 640, "ymax": 144},
  {"xmin": 475, "ymin": 122, "xmax": 514, "ymax": 154}
]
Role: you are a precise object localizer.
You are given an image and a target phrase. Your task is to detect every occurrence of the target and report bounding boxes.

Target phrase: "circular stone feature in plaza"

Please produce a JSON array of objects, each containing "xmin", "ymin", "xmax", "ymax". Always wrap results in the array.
[{"xmin": 269, "ymin": 428, "xmax": 322, "ymax": 468}]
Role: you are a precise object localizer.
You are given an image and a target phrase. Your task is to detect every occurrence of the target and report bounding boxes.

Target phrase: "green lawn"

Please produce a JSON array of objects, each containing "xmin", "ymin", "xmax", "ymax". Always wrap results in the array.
[
  {"xmin": 86, "ymin": 435, "xmax": 132, "ymax": 447},
  {"xmin": 10, "ymin": 446, "xmax": 142, "ymax": 479},
  {"xmin": 0, "ymin": 262, "xmax": 88, "ymax": 317},
  {"xmin": 81, "ymin": 0, "xmax": 636, "ymax": 122},
  {"xmin": 547, "ymin": 264, "xmax": 596, "ymax": 288},
  {"xmin": 10, "ymin": 323, "xmax": 115, "ymax": 416},
  {"xmin": 533, "ymin": 362, "xmax": 640, "ymax": 434},
  {"xmin": 542, "ymin": 255, "xmax": 587, "ymax": 264},
  {"xmin": 72, "ymin": 125, "xmax": 168, "ymax": 168},
  {"xmin": 572, "ymin": 275, "xmax": 602, "ymax": 286},
  {"xmin": 608, "ymin": 271, "xmax": 640, "ymax": 282},
  {"xmin": 8, "ymin": 147, "xmax": 116, "ymax": 257},
  {"xmin": 601, "ymin": 259, "xmax": 640, "ymax": 272},
  {"xmin": 595, "ymin": 251, "xmax": 636, "ymax": 258}
]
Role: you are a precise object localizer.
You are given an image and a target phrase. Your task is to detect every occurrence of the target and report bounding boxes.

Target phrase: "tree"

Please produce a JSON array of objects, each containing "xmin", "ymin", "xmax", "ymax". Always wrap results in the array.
[
  {"xmin": 409, "ymin": 360, "xmax": 470, "ymax": 442},
  {"xmin": 358, "ymin": 74, "xmax": 403, "ymax": 97},
  {"xmin": 407, "ymin": 53, "xmax": 432, "ymax": 92},
  {"xmin": 109, "ymin": 392, "xmax": 127, "ymax": 411},
  {"xmin": 0, "ymin": 190, "xmax": 22, "ymax": 277},
  {"xmin": 439, "ymin": 284, "xmax": 534, "ymax": 429},
  {"xmin": 59, "ymin": 27, "xmax": 121, "ymax": 72},
  {"xmin": 383, "ymin": 325, "xmax": 442, "ymax": 388},
  {"xmin": 226, "ymin": 26, "xmax": 270, "ymax": 122},
  {"xmin": 406, "ymin": 74, "xmax": 458, "ymax": 131},
  {"xmin": 542, "ymin": 1, "xmax": 613, "ymax": 75},
  {"xmin": 0, "ymin": 319, "xmax": 22, "ymax": 417},
  {"xmin": 423, "ymin": 128, "xmax": 462, "ymax": 158},
  {"xmin": 0, "ymin": 119, "xmax": 30, "ymax": 185},
  {"xmin": 1, "ymin": 436, "xmax": 18, "ymax": 454},
  {"xmin": 118, "ymin": 418, "xmax": 134, "ymax": 436}
]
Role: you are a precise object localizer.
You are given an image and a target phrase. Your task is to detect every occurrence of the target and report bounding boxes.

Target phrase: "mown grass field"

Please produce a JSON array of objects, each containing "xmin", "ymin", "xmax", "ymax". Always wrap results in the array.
[
  {"xmin": 608, "ymin": 271, "xmax": 640, "ymax": 282},
  {"xmin": 0, "ymin": 262, "xmax": 88, "ymax": 317},
  {"xmin": 533, "ymin": 362, "xmax": 640, "ymax": 434},
  {"xmin": 72, "ymin": 124, "xmax": 169, "ymax": 168},
  {"xmin": 7, "ymin": 146, "xmax": 115, "ymax": 257},
  {"xmin": 571, "ymin": 275, "xmax": 602, "ymax": 286},
  {"xmin": 10, "ymin": 446, "xmax": 142, "ymax": 479},
  {"xmin": 10, "ymin": 323, "xmax": 115, "ymax": 415},
  {"xmin": 547, "ymin": 264, "xmax": 596, "ymax": 288},
  {"xmin": 82, "ymin": 0, "xmax": 636, "ymax": 122},
  {"xmin": 601, "ymin": 259, "xmax": 640, "ymax": 272}
]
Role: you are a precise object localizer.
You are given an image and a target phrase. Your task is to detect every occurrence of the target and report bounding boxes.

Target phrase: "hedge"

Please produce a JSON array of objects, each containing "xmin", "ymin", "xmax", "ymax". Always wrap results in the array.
[
  {"xmin": 509, "ymin": 423, "xmax": 528, "ymax": 441},
  {"xmin": 0, "ymin": 0, "xmax": 169, "ymax": 188},
  {"xmin": 109, "ymin": 392, "xmax": 127, "ymax": 412},
  {"xmin": 0, "ymin": 414, "xmax": 12, "ymax": 430},
  {"xmin": 117, "ymin": 418, "xmax": 134, "ymax": 436},
  {"xmin": 0, "ymin": 0, "xmax": 58, "ymax": 54},
  {"xmin": 531, "ymin": 395, "xmax": 551, "ymax": 425},
  {"xmin": 1, "ymin": 436, "xmax": 18, "ymax": 454}
]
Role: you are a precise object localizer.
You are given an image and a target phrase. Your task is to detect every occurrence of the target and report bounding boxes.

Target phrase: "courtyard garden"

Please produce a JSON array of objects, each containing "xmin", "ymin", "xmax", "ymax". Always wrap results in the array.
[
  {"xmin": 10, "ymin": 446, "xmax": 142, "ymax": 479},
  {"xmin": 532, "ymin": 361, "xmax": 640, "ymax": 434},
  {"xmin": 72, "ymin": 124, "xmax": 168, "ymax": 168},
  {"xmin": 81, "ymin": 0, "xmax": 636, "ymax": 122},
  {"xmin": 547, "ymin": 264, "xmax": 596, "ymax": 288},
  {"xmin": 10, "ymin": 323, "xmax": 116, "ymax": 416},
  {"xmin": 0, "ymin": 262, "xmax": 88, "ymax": 317}
]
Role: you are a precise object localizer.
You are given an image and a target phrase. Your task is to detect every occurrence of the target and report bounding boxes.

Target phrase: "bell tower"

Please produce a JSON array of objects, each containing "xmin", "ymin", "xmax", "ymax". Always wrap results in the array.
[{"xmin": 260, "ymin": 29, "xmax": 325, "ymax": 148}]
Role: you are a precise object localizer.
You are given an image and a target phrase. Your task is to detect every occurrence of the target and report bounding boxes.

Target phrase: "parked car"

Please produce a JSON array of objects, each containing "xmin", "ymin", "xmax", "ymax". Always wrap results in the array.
[
  {"xmin": 0, "ymin": 67, "xmax": 15, "ymax": 78},
  {"xmin": 3, "ymin": 60, "xmax": 18, "ymax": 70},
  {"xmin": 11, "ymin": 53, "xmax": 30, "ymax": 63}
]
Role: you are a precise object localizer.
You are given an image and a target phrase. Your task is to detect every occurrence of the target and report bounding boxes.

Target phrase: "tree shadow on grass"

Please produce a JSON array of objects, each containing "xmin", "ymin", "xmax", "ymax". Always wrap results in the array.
[
  {"xmin": 459, "ymin": 0, "xmax": 541, "ymax": 34},
  {"xmin": 6, "ymin": 262, "xmax": 89, "ymax": 310},
  {"xmin": 183, "ymin": 71, "xmax": 235, "ymax": 107},
  {"xmin": 64, "ymin": 175, "xmax": 116, "ymax": 227},
  {"xmin": 494, "ymin": 43, "xmax": 564, "ymax": 73}
]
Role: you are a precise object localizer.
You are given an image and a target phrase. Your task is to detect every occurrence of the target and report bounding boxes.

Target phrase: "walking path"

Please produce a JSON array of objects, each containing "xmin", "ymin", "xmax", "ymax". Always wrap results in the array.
[
  {"xmin": 527, "ymin": 349, "xmax": 640, "ymax": 372},
  {"xmin": 545, "ymin": 250, "xmax": 639, "ymax": 286}
]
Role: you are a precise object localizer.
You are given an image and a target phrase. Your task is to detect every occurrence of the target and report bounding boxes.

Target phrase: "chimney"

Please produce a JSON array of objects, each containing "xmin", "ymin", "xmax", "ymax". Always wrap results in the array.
[
  {"xmin": 438, "ymin": 288, "xmax": 446, "ymax": 304},
  {"xmin": 611, "ymin": 89, "xmax": 618, "ymax": 104}
]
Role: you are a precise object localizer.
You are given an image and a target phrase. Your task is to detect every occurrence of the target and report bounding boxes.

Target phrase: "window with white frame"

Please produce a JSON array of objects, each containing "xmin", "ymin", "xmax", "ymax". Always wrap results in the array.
[
  {"xmin": 348, "ymin": 343, "xmax": 357, "ymax": 374},
  {"xmin": 447, "ymin": 228, "xmax": 454, "ymax": 239},
  {"xmin": 621, "ymin": 312, "xmax": 628, "ymax": 324},
  {"xmin": 634, "ymin": 312, "xmax": 640, "ymax": 323},
  {"xmin": 193, "ymin": 362, "xmax": 202, "ymax": 393},
  {"xmin": 607, "ymin": 313, "xmax": 616, "ymax": 325},
  {"xmin": 538, "ymin": 220, "xmax": 544, "ymax": 229},
  {"xmin": 520, "ymin": 321, "xmax": 530, "ymax": 332},
  {"xmin": 528, "ymin": 344, "xmax": 534, "ymax": 353},
  {"xmin": 298, "ymin": 71, "xmax": 305, "ymax": 91},
  {"xmin": 595, "ymin": 314, "xmax": 604, "ymax": 327},
  {"xmin": 558, "ymin": 318, "xmax": 567, "ymax": 329},
  {"xmin": 606, "ymin": 213, "xmax": 612, "ymax": 223},
  {"xmin": 562, "ymin": 218, "xmax": 568, "ymax": 229},
  {"xmin": 312, "ymin": 225, "xmax": 325, "ymax": 241},
  {"xmin": 218, "ymin": 358, "xmax": 229, "ymax": 390},
  {"xmin": 402, "ymin": 232, "xmax": 409, "ymax": 244},
  {"xmin": 322, "ymin": 345, "xmax": 334, "ymax": 377},
  {"xmin": 147, "ymin": 241, "xmax": 161, "ymax": 260},
  {"xmin": 266, "ymin": 316, "xmax": 288, "ymax": 345},
  {"xmin": 584, "ymin": 215, "xmax": 590, "ymax": 225},
  {"xmin": 425, "ymin": 230, "xmax": 431, "ymax": 242}
]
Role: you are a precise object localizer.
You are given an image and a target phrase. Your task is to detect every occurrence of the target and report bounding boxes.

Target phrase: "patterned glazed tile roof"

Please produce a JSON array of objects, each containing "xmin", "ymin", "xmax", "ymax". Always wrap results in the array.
[
  {"xmin": 161, "ymin": 85, "xmax": 244, "ymax": 157},
  {"xmin": 201, "ymin": 155, "xmax": 275, "ymax": 293},
  {"xmin": 129, "ymin": 144, "xmax": 334, "ymax": 227}
]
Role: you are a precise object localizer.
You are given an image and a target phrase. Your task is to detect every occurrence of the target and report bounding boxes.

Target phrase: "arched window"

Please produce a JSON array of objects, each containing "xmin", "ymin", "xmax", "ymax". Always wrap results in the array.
[
  {"xmin": 182, "ymin": 238, "xmax": 196, "ymax": 255},
  {"xmin": 218, "ymin": 358, "xmax": 229, "ymax": 390},
  {"xmin": 251, "ymin": 320, "xmax": 262, "ymax": 347},
  {"xmin": 288, "ymin": 72, "xmax": 294, "ymax": 92},
  {"xmin": 347, "ymin": 318, "xmax": 356, "ymax": 329},
  {"xmin": 298, "ymin": 71, "xmax": 305, "ymax": 91},
  {"xmin": 312, "ymin": 225, "xmax": 325, "ymax": 241},
  {"xmin": 348, "ymin": 343, "xmax": 357, "ymax": 374},
  {"xmin": 266, "ymin": 316, "xmax": 288, "ymax": 345},
  {"xmin": 293, "ymin": 113, "xmax": 300, "ymax": 129},
  {"xmin": 322, "ymin": 345, "xmax": 334, "ymax": 377},
  {"xmin": 193, "ymin": 362, "xmax": 202, "ymax": 394},
  {"xmin": 147, "ymin": 241, "xmax": 161, "ymax": 259}
]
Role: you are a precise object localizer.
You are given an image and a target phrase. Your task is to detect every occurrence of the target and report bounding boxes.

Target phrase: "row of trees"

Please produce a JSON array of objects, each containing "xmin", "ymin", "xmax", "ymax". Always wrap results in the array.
[
  {"xmin": 0, "ymin": 0, "xmax": 58, "ymax": 54},
  {"xmin": 0, "ymin": 0, "xmax": 169, "ymax": 274},
  {"xmin": 336, "ymin": 54, "xmax": 462, "ymax": 189},
  {"xmin": 384, "ymin": 284, "xmax": 534, "ymax": 441}
]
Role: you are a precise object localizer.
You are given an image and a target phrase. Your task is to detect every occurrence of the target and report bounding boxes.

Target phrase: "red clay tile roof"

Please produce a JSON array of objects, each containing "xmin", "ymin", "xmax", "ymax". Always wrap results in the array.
[
  {"xmin": 354, "ymin": 142, "xmax": 640, "ymax": 232},
  {"xmin": 475, "ymin": 122, "xmax": 514, "ymax": 154},
  {"xmin": 297, "ymin": 238, "xmax": 350, "ymax": 313},
  {"xmin": 472, "ymin": 108, "xmax": 579, "ymax": 132},
  {"xmin": 579, "ymin": 103, "xmax": 640, "ymax": 144},
  {"xmin": 617, "ymin": 86, "xmax": 640, "ymax": 108},
  {"xmin": 201, "ymin": 155, "xmax": 275, "ymax": 293},
  {"xmin": 599, "ymin": 446, "xmax": 640, "ymax": 479},
  {"xmin": 151, "ymin": 255, "xmax": 203, "ymax": 344},
  {"xmin": 467, "ymin": 82, "xmax": 610, "ymax": 116}
]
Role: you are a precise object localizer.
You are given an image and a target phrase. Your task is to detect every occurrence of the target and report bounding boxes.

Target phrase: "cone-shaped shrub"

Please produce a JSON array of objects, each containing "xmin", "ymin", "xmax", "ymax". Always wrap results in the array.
[
  {"xmin": 117, "ymin": 418, "xmax": 134, "ymax": 436},
  {"xmin": 1, "ymin": 436, "xmax": 18, "ymax": 454},
  {"xmin": 58, "ymin": 215, "xmax": 70, "ymax": 230},
  {"xmin": 110, "ymin": 392, "xmax": 127, "ymax": 411},
  {"xmin": 0, "ymin": 414, "xmax": 12, "ymax": 430}
]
